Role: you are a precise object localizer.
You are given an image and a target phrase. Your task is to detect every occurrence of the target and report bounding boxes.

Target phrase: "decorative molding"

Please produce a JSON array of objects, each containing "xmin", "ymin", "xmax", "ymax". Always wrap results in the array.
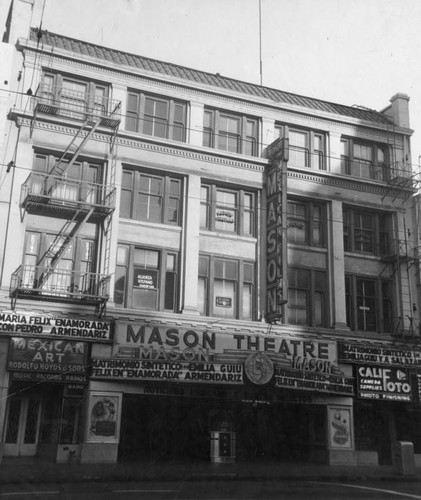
[
  {"xmin": 22, "ymin": 45, "xmax": 411, "ymax": 139},
  {"xmin": 16, "ymin": 113, "xmax": 409, "ymax": 197}
]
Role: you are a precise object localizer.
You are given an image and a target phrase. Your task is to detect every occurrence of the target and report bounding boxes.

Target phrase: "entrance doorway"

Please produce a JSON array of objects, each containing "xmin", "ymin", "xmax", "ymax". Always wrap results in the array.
[{"xmin": 3, "ymin": 397, "xmax": 42, "ymax": 456}]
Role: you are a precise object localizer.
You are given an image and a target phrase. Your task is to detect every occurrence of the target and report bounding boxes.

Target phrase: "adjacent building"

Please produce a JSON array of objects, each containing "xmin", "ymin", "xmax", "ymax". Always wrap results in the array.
[{"xmin": 0, "ymin": 0, "xmax": 420, "ymax": 467}]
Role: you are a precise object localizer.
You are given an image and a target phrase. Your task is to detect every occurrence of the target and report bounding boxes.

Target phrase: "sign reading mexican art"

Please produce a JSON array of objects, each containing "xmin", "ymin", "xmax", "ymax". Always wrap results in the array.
[
  {"xmin": 339, "ymin": 341, "xmax": 421, "ymax": 367},
  {"xmin": 0, "ymin": 311, "xmax": 112, "ymax": 342},
  {"xmin": 357, "ymin": 365, "xmax": 412, "ymax": 402},
  {"xmin": 274, "ymin": 367, "xmax": 354, "ymax": 396},
  {"xmin": 7, "ymin": 337, "xmax": 87, "ymax": 374},
  {"xmin": 91, "ymin": 359, "xmax": 243, "ymax": 384}
]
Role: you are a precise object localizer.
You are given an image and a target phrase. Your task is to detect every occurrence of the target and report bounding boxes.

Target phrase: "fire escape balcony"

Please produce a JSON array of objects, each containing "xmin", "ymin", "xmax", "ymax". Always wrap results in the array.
[
  {"xmin": 32, "ymin": 83, "xmax": 121, "ymax": 129},
  {"xmin": 10, "ymin": 266, "xmax": 110, "ymax": 306},
  {"xmin": 387, "ymin": 162, "xmax": 415, "ymax": 189},
  {"xmin": 20, "ymin": 172, "xmax": 115, "ymax": 222}
]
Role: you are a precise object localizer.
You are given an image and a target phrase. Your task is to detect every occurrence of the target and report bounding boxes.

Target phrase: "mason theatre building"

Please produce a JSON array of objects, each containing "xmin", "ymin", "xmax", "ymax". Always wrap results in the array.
[{"xmin": 0, "ymin": 0, "xmax": 420, "ymax": 468}]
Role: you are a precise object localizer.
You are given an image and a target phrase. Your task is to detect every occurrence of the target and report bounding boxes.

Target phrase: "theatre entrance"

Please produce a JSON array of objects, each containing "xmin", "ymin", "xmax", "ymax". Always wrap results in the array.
[{"xmin": 118, "ymin": 392, "xmax": 326, "ymax": 463}]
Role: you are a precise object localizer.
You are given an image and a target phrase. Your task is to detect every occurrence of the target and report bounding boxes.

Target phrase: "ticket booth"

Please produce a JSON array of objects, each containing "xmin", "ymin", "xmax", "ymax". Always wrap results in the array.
[{"xmin": 209, "ymin": 410, "xmax": 236, "ymax": 463}]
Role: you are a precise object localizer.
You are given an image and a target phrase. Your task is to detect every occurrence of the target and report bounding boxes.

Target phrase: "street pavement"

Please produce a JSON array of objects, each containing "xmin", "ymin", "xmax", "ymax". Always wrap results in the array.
[{"xmin": 0, "ymin": 457, "xmax": 421, "ymax": 485}]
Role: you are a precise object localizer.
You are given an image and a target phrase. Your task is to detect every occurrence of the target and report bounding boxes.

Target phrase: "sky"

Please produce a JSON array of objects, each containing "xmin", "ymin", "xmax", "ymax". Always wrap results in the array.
[{"xmin": 4, "ymin": 0, "xmax": 421, "ymax": 168}]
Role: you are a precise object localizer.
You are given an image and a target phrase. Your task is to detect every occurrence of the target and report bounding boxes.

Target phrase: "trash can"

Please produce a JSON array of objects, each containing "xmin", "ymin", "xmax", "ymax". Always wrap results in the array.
[
  {"xmin": 393, "ymin": 441, "xmax": 415, "ymax": 475},
  {"xmin": 210, "ymin": 431, "xmax": 236, "ymax": 463}
]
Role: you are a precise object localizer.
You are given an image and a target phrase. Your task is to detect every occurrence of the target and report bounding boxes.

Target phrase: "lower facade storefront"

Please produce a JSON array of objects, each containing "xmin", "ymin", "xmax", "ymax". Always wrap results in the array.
[
  {"xmin": 1, "ymin": 311, "xmax": 421, "ymax": 468},
  {"xmin": 3, "ymin": 380, "xmax": 84, "ymax": 462},
  {"xmin": 116, "ymin": 386, "xmax": 327, "ymax": 463}
]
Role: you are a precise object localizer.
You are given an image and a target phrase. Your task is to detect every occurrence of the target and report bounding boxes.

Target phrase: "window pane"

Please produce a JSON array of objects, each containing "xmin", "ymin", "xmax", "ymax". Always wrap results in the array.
[
  {"xmin": 242, "ymin": 283, "xmax": 253, "ymax": 320},
  {"xmin": 314, "ymin": 291, "xmax": 324, "ymax": 326},
  {"xmin": 198, "ymin": 256, "xmax": 209, "ymax": 277},
  {"xmin": 214, "ymin": 279, "xmax": 236, "ymax": 318},
  {"xmin": 133, "ymin": 288, "xmax": 158, "ymax": 309},
  {"xmin": 198, "ymin": 276, "xmax": 207, "ymax": 315},
  {"xmin": 288, "ymin": 289, "xmax": 308, "ymax": 324},
  {"xmin": 114, "ymin": 265, "xmax": 127, "ymax": 305},
  {"xmin": 164, "ymin": 271, "xmax": 176, "ymax": 310},
  {"xmin": 134, "ymin": 249, "xmax": 159, "ymax": 268},
  {"xmin": 215, "ymin": 259, "xmax": 237, "ymax": 279}
]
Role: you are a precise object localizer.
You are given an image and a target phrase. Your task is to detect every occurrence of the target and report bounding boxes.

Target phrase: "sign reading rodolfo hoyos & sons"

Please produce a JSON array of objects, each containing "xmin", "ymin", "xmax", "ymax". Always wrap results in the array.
[{"xmin": 266, "ymin": 137, "xmax": 289, "ymax": 324}]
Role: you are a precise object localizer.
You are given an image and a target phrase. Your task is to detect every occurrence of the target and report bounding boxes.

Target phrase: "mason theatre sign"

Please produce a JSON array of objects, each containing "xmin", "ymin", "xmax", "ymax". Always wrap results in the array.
[{"xmin": 91, "ymin": 321, "xmax": 353, "ymax": 395}]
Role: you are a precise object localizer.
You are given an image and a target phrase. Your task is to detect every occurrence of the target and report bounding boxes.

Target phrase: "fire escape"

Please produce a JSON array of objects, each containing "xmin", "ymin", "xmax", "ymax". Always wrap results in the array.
[
  {"xmin": 380, "ymin": 161, "xmax": 420, "ymax": 342},
  {"xmin": 10, "ymin": 78, "xmax": 121, "ymax": 316}
]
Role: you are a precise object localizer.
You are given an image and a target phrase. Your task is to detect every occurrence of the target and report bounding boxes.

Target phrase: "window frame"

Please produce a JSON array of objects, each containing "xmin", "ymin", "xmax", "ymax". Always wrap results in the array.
[
  {"xmin": 120, "ymin": 168, "xmax": 182, "ymax": 225},
  {"xmin": 275, "ymin": 124, "xmax": 326, "ymax": 170},
  {"xmin": 200, "ymin": 183, "xmax": 256, "ymax": 237},
  {"xmin": 126, "ymin": 90, "xmax": 187, "ymax": 142},
  {"xmin": 33, "ymin": 152, "xmax": 104, "ymax": 203},
  {"xmin": 340, "ymin": 138, "xmax": 389, "ymax": 181},
  {"xmin": 114, "ymin": 243, "xmax": 178, "ymax": 312},
  {"xmin": 345, "ymin": 275, "xmax": 393, "ymax": 333},
  {"xmin": 198, "ymin": 254, "xmax": 255, "ymax": 320},
  {"xmin": 41, "ymin": 71, "xmax": 109, "ymax": 117},
  {"xmin": 287, "ymin": 198, "xmax": 326, "ymax": 247},
  {"xmin": 22, "ymin": 230, "xmax": 96, "ymax": 294},
  {"xmin": 287, "ymin": 267, "xmax": 327, "ymax": 327},
  {"xmin": 203, "ymin": 108, "xmax": 259, "ymax": 156},
  {"xmin": 343, "ymin": 207, "xmax": 391, "ymax": 256}
]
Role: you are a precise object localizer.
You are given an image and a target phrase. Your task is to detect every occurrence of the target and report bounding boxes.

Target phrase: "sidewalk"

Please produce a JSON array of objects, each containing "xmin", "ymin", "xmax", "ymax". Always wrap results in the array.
[{"xmin": 1, "ymin": 458, "xmax": 421, "ymax": 484}]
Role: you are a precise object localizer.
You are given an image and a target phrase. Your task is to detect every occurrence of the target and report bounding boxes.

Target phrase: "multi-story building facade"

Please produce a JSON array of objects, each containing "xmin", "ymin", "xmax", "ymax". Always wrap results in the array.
[{"xmin": 0, "ymin": 0, "xmax": 420, "ymax": 466}]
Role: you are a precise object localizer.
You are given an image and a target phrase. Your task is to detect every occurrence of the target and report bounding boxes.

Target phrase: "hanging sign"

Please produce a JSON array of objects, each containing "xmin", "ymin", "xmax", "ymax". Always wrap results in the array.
[
  {"xmin": 91, "ymin": 359, "xmax": 243, "ymax": 385},
  {"xmin": 7, "ymin": 337, "xmax": 87, "ymax": 374},
  {"xmin": 357, "ymin": 365, "xmax": 412, "ymax": 401},
  {"xmin": 274, "ymin": 367, "xmax": 354, "ymax": 396},
  {"xmin": 0, "ymin": 311, "xmax": 112, "ymax": 342},
  {"xmin": 339, "ymin": 341, "xmax": 421, "ymax": 367}
]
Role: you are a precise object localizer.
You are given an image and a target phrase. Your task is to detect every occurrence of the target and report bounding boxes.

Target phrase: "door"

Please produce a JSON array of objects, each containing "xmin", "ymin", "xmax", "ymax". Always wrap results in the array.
[{"xmin": 3, "ymin": 397, "xmax": 42, "ymax": 456}]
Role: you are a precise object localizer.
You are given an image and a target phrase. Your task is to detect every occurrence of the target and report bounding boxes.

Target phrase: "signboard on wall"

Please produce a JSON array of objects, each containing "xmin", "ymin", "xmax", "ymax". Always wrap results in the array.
[
  {"xmin": 133, "ymin": 269, "xmax": 157, "ymax": 289},
  {"xmin": 356, "ymin": 365, "xmax": 412, "ymax": 402},
  {"xmin": 0, "ymin": 311, "xmax": 112, "ymax": 342},
  {"xmin": 265, "ymin": 137, "xmax": 289, "ymax": 324},
  {"xmin": 7, "ymin": 337, "xmax": 87, "ymax": 375},
  {"xmin": 338, "ymin": 341, "xmax": 421, "ymax": 367},
  {"xmin": 274, "ymin": 367, "xmax": 354, "ymax": 396},
  {"xmin": 91, "ymin": 359, "xmax": 243, "ymax": 385}
]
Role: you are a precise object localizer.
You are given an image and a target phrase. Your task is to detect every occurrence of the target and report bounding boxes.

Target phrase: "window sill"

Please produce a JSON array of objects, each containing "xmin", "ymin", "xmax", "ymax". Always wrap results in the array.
[
  {"xmin": 200, "ymin": 229, "xmax": 257, "ymax": 243},
  {"xmin": 119, "ymin": 217, "xmax": 182, "ymax": 233}
]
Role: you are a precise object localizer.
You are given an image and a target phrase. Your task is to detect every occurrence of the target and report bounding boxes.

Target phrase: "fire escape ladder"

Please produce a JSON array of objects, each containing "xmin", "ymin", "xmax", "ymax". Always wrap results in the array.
[
  {"xmin": 35, "ymin": 207, "xmax": 94, "ymax": 289},
  {"xmin": 49, "ymin": 118, "xmax": 101, "ymax": 179}
]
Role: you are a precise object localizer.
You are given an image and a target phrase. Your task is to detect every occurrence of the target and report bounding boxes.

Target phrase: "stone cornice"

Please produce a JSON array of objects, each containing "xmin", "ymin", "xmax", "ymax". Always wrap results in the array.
[
  {"xmin": 20, "ymin": 41, "xmax": 412, "ymax": 138},
  {"xmin": 15, "ymin": 113, "xmax": 411, "ymax": 198}
]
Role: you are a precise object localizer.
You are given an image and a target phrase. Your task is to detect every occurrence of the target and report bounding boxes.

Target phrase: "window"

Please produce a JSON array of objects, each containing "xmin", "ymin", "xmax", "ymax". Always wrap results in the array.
[
  {"xmin": 114, "ymin": 244, "xmax": 177, "ymax": 311},
  {"xmin": 198, "ymin": 255, "xmax": 254, "ymax": 320},
  {"xmin": 200, "ymin": 184, "xmax": 255, "ymax": 236},
  {"xmin": 33, "ymin": 153, "xmax": 104, "ymax": 203},
  {"xmin": 287, "ymin": 268, "xmax": 326, "ymax": 327},
  {"xmin": 343, "ymin": 208, "xmax": 391, "ymax": 255},
  {"xmin": 345, "ymin": 275, "xmax": 393, "ymax": 333},
  {"xmin": 287, "ymin": 199, "xmax": 326, "ymax": 247},
  {"xmin": 40, "ymin": 72, "xmax": 109, "ymax": 119},
  {"xmin": 276, "ymin": 124, "xmax": 326, "ymax": 170},
  {"xmin": 22, "ymin": 231, "xmax": 96, "ymax": 295},
  {"xmin": 341, "ymin": 138, "xmax": 388, "ymax": 181},
  {"xmin": 120, "ymin": 169, "xmax": 182, "ymax": 225},
  {"xmin": 126, "ymin": 91, "xmax": 187, "ymax": 141},
  {"xmin": 203, "ymin": 109, "xmax": 258, "ymax": 156}
]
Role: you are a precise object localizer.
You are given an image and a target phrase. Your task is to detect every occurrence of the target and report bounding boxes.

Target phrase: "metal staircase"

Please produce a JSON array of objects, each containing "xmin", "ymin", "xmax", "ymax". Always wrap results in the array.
[{"xmin": 11, "ymin": 86, "xmax": 121, "ymax": 315}]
